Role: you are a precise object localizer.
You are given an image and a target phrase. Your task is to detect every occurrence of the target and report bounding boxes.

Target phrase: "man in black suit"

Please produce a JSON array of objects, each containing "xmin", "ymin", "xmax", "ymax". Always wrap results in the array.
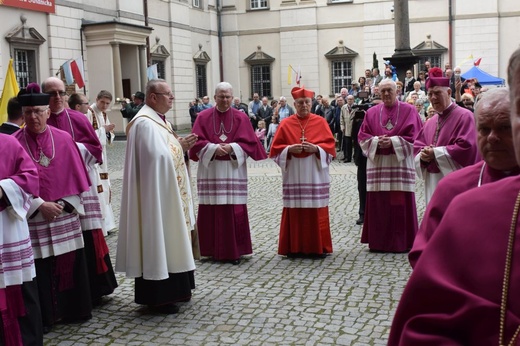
[
  {"xmin": 0, "ymin": 97, "xmax": 23, "ymax": 134},
  {"xmin": 120, "ymin": 91, "xmax": 145, "ymax": 120},
  {"xmin": 256, "ymin": 97, "xmax": 273, "ymax": 132}
]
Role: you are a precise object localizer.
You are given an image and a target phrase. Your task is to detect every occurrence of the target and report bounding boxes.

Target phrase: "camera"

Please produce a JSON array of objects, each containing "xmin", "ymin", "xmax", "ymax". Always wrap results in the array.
[{"xmin": 352, "ymin": 103, "xmax": 373, "ymax": 111}]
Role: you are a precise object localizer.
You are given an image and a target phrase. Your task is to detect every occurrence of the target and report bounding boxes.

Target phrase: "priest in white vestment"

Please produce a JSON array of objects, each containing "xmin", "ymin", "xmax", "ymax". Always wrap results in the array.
[
  {"xmin": 116, "ymin": 79, "xmax": 198, "ymax": 314},
  {"xmin": 86, "ymin": 90, "xmax": 117, "ymax": 233}
]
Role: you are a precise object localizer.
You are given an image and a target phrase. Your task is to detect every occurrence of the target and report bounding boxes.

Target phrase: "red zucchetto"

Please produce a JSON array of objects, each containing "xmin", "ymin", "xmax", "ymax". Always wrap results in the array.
[
  {"xmin": 291, "ymin": 86, "xmax": 315, "ymax": 100},
  {"xmin": 425, "ymin": 67, "xmax": 450, "ymax": 89}
]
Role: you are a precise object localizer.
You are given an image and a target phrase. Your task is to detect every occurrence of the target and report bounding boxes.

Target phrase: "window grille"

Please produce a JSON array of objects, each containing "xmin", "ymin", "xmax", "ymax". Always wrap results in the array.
[
  {"xmin": 331, "ymin": 60, "xmax": 352, "ymax": 94},
  {"xmin": 250, "ymin": 64, "xmax": 271, "ymax": 98}
]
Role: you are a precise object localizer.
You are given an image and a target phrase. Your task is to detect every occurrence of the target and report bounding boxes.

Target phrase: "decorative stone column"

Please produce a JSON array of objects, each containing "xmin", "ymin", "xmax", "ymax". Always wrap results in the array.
[
  {"xmin": 384, "ymin": 0, "xmax": 419, "ymax": 80},
  {"xmin": 139, "ymin": 45, "xmax": 148, "ymax": 91},
  {"xmin": 111, "ymin": 41, "xmax": 126, "ymax": 128},
  {"xmin": 111, "ymin": 41, "xmax": 124, "ymax": 100}
]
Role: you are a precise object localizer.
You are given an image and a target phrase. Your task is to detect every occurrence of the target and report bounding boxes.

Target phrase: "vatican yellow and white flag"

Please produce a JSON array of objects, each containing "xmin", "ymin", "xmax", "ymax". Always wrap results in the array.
[{"xmin": 0, "ymin": 59, "xmax": 20, "ymax": 125}]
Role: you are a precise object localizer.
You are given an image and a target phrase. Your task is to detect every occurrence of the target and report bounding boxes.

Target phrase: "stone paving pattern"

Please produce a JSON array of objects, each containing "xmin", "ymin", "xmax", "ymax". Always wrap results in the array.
[{"xmin": 43, "ymin": 140, "xmax": 426, "ymax": 345}]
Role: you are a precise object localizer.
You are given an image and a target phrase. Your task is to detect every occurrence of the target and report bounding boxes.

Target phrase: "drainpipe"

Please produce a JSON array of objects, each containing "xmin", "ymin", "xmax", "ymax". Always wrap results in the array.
[
  {"xmin": 448, "ymin": 0, "xmax": 453, "ymax": 66},
  {"xmin": 217, "ymin": 0, "xmax": 224, "ymax": 82},
  {"xmin": 80, "ymin": 26, "xmax": 86, "ymax": 95},
  {"xmin": 144, "ymin": 0, "xmax": 150, "ymax": 66}
]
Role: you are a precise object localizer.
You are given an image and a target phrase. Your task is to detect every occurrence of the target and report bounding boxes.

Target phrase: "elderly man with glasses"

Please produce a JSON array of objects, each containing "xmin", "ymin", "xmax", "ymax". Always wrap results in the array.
[
  {"xmin": 14, "ymin": 83, "xmax": 94, "ymax": 333},
  {"xmin": 41, "ymin": 76, "xmax": 118, "ymax": 309},
  {"xmin": 190, "ymin": 82, "xmax": 267, "ymax": 265},
  {"xmin": 117, "ymin": 79, "xmax": 199, "ymax": 314}
]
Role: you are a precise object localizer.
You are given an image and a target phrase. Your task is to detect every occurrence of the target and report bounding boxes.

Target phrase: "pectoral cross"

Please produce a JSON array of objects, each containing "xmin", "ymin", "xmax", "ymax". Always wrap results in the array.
[{"xmin": 300, "ymin": 130, "xmax": 306, "ymax": 143}]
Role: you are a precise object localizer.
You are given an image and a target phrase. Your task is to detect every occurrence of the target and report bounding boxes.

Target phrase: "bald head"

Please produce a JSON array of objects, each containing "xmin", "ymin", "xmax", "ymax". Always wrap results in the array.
[
  {"xmin": 476, "ymin": 88, "xmax": 517, "ymax": 171},
  {"xmin": 42, "ymin": 77, "xmax": 67, "ymax": 113}
]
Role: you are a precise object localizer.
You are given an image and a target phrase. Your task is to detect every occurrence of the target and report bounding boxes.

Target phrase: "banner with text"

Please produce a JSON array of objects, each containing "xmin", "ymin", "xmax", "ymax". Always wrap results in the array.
[{"xmin": 0, "ymin": 0, "xmax": 55, "ymax": 14}]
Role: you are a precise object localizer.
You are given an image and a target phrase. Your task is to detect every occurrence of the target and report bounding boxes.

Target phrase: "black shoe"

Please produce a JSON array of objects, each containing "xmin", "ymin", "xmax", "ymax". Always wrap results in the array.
[
  {"xmin": 149, "ymin": 303, "xmax": 179, "ymax": 315},
  {"xmin": 42, "ymin": 325, "xmax": 52, "ymax": 334},
  {"xmin": 356, "ymin": 217, "xmax": 364, "ymax": 225},
  {"xmin": 230, "ymin": 259, "xmax": 241, "ymax": 265},
  {"xmin": 343, "ymin": 159, "xmax": 351, "ymax": 163}
]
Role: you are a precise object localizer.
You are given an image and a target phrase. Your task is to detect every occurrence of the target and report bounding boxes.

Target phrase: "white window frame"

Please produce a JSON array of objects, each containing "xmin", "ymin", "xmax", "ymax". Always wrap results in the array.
[
  {"xmin": 250, "ymin": 64, "xmax": 272, "ymax": 98},
  {"xmin": 193, "ymin": 0, "xmax": 201, "ymax": 8},
  {"xmin": 330, "ymin": 60, "xmax": 353, "ymax": 94},
  {"xmin": 250, "ymin": 0, "xmax": 268, "ymax": 10}
]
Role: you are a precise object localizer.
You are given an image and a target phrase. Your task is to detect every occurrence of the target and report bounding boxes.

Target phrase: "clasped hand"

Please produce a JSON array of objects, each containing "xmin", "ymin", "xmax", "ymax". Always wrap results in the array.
[
  {"xmin": 288, "ymin": 141, "xmax": 318, "ymax": 154},
  {"xmin": 39, "ymin": 201, "xmax": 63, "ymax": 223},
  {"xmin": 378, "ymin": 135, "xmax": 392, "ymax": 149},
  {"xmin": 420, "ymin": 145, "xmax": 434, "ymax": 162},
  {"xmin": 215, "ymin": 143, "xmax": 233, "ymax": 156}
]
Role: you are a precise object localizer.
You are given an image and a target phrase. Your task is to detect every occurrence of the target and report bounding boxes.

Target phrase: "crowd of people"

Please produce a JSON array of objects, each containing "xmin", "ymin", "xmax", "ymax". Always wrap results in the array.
[{"xmin": 1, "ymin": 47, "xmax": 520, "ymax": 345}]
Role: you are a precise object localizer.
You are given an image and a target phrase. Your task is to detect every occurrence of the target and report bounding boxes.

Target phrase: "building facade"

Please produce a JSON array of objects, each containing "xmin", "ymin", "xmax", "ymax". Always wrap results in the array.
[{"xmin": 0, "ymin": 0, "xmax": 518, "ymax": 131}]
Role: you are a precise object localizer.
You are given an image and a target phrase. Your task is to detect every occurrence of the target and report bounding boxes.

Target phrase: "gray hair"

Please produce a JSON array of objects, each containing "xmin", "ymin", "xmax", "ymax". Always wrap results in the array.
[
  {"xmin": 475, "ymin": 87, "xmax": 510, "ymax": 116},
  {"xmin": 215, "ymin": 82, "xmax": 233, "ymax": 95},
  {"xmin": 279, "ymin": 96, "xmax": 287, "ymax": 101},
  {"xmin": 379, "ymin": 79, "xmax": 397, "ymax": 90},
  {"xmin": 146, "ymin": 79, "xmax": 168, "ymax": 96}
]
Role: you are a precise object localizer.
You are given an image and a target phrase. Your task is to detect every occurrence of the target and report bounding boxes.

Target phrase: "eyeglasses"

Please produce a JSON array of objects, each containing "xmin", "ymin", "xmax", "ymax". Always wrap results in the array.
[
  {"xmin": 154, "ymin": 92, "xmax": 174, "ymax": 98},
  {"xmin": 80, "ymin": 102, "xmax": 89, "ymax": 105},
  {"xmin": 23, "ymin": 108, "xmax": 48, "ymax": 117},
  {"xmin": 46, "ymin": 91, "xmax": 67, "ymax": 97},
  {"xmin": 216, "ymin": 95, "xmax": 232, "ymax": 100}
]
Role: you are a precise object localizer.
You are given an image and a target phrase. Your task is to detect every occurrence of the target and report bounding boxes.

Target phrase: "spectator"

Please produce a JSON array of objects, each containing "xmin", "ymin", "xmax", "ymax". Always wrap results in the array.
[
  {"xmin": 316, "ymin": 96, "xmax": 334, "ymax": 121},
  {"xmin": 255, "ymin": 119, "xmax": 266, "ymax": 149},
  {"xmin": 417, "ymin": 71, "xmax": 427, "ymax": 90},
  {"xmin": 425, "ymin": 105, "xmax": 436, "ymax": 121},
  {"xmin": 278, "ymin": 96, "xmax": 294, "ymax": 121},
  {"xmin": 266, "ymin": 115, "xmax": 279, "ymax": 152},
  {"xmin": 256, "ymin": 96, "xmax": 273, "ymax": 133},
  {"xmin": 340, "ymin": 95, "xmax": 356, "ymax": 162},
  {"xmin": 311, "ymin": 94, "xmax": 322, "ymax": 113},
  {"xmin": 120, "ymin": 91, "xmax": 145, "ymax": 120},
  {"xmin": 232, "ymin": 97, "xmax": 248, "ymax": 114},
  {"xmin": 404, "ymin": 70, "xmax": 416, "ymax": 93},
  {"xmin": 197, "ymin": 95, "xmax": 213, "ymax": 111},
  {"xmin": 248, "ymin": 93, "xmax": 261, "ymax": 129}
]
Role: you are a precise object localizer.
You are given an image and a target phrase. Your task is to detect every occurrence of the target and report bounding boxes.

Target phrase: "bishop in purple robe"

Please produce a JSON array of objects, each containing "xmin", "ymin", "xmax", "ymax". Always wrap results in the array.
[
  {"xmin": 14, "ymin": 86, "xmax": 93, "ymax": 333},
  {"xmin": 42, "ymin": 77, "xmax": 117, "ymax": 305},
  {"xmin": 413, "ymin": 67, "xmax": 480, "ymax": 205},
  {"xmin": 357, "ymin": 79, "xmax": 423, "ymax": 252},
  {"xmin": 0, "ymin": 134, "xmax": 42, "ymax": 345},
  {"xmin": 409, "ymin": 87, "xmax": 520, "ymax": 267},
  {"xmin": 389, "ymin": 46, "xmax": 520, "ymax": 346},
  {"xmin": 190, "ymin": 82, "xmax": 267, "ymax": 264}
]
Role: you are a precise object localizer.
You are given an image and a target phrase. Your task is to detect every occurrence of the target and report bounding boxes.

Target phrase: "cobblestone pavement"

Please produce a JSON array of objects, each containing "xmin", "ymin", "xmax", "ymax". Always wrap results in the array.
[{"xmin": 44, "ymin": 140, "xmax": 426, "ymax": 346}]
